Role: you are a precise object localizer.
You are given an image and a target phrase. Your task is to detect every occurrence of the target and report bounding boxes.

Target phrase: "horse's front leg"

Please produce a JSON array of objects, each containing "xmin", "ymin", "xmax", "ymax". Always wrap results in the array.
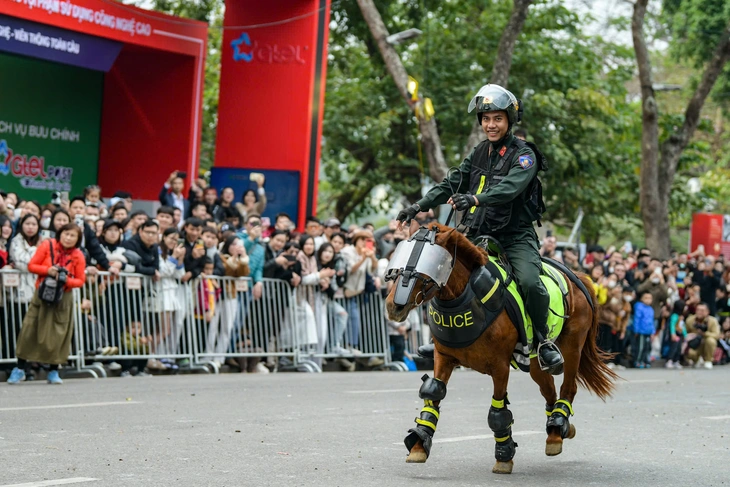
[
  {"xmin": 489, "ymin": 362, "xmax": 516, "ymax": 474},
  {"xmin": 404, "ymin": 348, "xmax": 457, "ymax": 463}
]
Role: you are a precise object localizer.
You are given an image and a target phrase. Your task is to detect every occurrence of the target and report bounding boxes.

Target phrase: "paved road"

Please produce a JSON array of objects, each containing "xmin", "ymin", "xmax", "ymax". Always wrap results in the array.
[{"xmin": 1, "ymin": 367, "xmax": 728, "ymax": 487}]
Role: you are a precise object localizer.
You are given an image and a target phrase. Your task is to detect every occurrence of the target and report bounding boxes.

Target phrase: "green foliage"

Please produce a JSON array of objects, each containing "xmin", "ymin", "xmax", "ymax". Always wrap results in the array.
[
  {"xmin": 322, "ymin": 0, "xmax": 641, "ymax": 238},
  {"xmin": 134, "ymin": 0, "xmax": 222, "ymax": 171}
]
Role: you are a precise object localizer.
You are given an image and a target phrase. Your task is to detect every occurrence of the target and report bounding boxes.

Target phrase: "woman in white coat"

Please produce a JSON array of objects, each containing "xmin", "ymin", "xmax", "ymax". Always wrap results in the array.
[{"xmin": 154, "ymin": 228, "xmax": 186, "ymax": 368}]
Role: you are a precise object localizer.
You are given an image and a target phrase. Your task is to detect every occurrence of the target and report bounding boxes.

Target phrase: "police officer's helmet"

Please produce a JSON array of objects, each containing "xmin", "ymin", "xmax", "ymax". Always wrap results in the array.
[{"xmin": 468, "ymin": 84, "xmax": 522, "ymax": 125}]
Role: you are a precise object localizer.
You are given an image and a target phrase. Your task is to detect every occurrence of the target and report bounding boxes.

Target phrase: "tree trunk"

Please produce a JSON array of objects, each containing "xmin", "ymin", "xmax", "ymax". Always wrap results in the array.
[
  {"xmin": 463, "ymin": 0, "xmax": 533, "ymax": 154},
  {"xmin": 633, "ymin": 0, "xmax": 730, "ymax": 259},
  {"xmin": 357, "ymin": 0, "xmax": 447, "ymax": 182}
]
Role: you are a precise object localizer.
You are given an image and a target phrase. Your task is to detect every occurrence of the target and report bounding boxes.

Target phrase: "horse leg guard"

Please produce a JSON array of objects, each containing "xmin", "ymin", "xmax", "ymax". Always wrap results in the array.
[
  {"xmin": 418, "ymin": 374, "xmax": 447, "ymax": 401},
  {"xmin": 405, "ymin": 399, "xmax": 440, "ymax": 462},
  {"xmin": 488, "ymin": 395, "xmax": 517, "ymax": 473},
  {"xmin": 545, "ymin": 399, "xmax": 575, "ymax": 456},
  {"xmin": 546, "ymin": 399, "xmax": 575, "ymax": 439}
]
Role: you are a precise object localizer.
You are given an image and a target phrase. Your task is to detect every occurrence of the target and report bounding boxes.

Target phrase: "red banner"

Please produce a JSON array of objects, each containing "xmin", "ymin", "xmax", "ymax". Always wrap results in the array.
[
  {"xmin": 690, "ymin": 213, "xmax": 730, "ymax": 257},
  {"xmin": 215, "ymin": 0, "xmax": 331, "ymax": 226},
  {"xmin": 1, "ymin": 0, "xmax": 207, "ymax": 56}
]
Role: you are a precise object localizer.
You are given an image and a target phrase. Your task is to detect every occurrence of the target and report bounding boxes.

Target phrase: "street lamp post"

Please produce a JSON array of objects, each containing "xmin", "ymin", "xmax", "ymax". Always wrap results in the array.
[{"xmin": 386, "ymin": 28, "xmax": 423, "ymax": 45}]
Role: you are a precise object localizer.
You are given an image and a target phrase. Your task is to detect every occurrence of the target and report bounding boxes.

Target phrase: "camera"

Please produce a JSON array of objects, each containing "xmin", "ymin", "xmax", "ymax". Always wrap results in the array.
[
  {"xmin": 56, "ymin": 267, "xmax": 68, "ymax": 287},
  {"xmin": 51, "ymin": 191, "xmax": 62, "ymax": 206}
]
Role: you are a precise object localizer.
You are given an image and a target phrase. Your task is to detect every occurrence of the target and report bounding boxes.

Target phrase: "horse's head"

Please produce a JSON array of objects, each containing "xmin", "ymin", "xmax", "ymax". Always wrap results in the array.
[{"xmin": 384, "ymin": 222, "xmax": 486, "ymax": 322}]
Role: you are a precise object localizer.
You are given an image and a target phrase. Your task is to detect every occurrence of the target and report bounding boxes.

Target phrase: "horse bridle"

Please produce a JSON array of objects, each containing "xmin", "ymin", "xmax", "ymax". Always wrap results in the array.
[{"xmin": 385, "ymin": 225, "xmax": 457, "ymax": 307}]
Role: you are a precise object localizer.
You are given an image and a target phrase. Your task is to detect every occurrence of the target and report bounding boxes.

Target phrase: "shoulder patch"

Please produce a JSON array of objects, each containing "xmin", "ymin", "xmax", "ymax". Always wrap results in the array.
[{"xmin": 518, "ymin": 155, "xmax": 534, "ymax": 169}]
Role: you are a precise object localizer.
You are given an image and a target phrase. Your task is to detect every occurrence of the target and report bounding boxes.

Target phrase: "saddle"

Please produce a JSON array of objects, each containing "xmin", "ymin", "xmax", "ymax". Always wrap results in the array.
[{"xmin": 427, "ymin": 236, "xmax": 592, "ymax": 372}]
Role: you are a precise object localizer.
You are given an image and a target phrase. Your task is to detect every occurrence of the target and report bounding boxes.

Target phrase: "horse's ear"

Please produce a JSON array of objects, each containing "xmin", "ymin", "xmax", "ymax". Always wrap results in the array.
[{"xmin": 409, "ymin": 219, "xmax": 420, "ymax": 236}]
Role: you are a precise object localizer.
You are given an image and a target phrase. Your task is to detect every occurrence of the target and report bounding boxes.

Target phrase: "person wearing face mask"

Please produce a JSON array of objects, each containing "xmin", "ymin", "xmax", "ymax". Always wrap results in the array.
[
  {"xmin": 40, "ymin": 206, "xmax": 54, "ymax": 232},
  {"xmin": 637, "ymin": 266, "xmax": 669, "ymax": 325}
]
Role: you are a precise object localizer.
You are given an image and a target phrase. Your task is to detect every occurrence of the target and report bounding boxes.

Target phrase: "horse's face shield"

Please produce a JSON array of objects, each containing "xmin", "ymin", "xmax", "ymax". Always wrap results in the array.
[{"xmin": 385, "ymin": 228, "xmax": 454, "ymax": 307}]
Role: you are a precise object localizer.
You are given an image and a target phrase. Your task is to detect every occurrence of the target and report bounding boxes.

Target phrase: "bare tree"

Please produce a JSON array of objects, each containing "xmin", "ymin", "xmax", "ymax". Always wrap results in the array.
[
  {"xmin": 357, "ymin": 0, "xmax": 447, "ymax": 182},
  {"xmin": 463, "ymin": 0, "xmax": 533, "ymax": 154},
  {"xmin": 632, "ymin": 0, "xmax": 730, "ymax": 258}
]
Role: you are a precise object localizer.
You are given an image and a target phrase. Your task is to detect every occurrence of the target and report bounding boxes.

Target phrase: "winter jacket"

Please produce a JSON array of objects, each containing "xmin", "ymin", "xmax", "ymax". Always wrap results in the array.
[
  {"xmin": 221, "ymin": 253, "xmax": 250, "ymax": 296},
  {"xmin": 633, "ymin": 302, "xmax": 655, "ymax": 335},
  {"xmin": 158, "ymin": 252, "xmax": 185, "ymax": 292},
  {"xmin": 28, "ymin": 239, "xmax": 86, "ymax": 291},
  {"xmin": 120, "ymin": 235, "xmax": 160, "ymax": 276},
  {"xmin": 9, "ymin": 234, "xmax": 38, "ymax": 302}
]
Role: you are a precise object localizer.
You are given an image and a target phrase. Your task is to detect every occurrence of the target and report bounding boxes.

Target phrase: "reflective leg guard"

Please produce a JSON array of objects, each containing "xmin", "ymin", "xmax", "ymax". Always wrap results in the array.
[
  {"xmin": 418, "ymin": 374, "xmax": 447, "ymax": 401},
  {"xmin": 404, "ymin": 399, "xmax": 440, "ymax": 457},
  {"xmin": 488, "ymin": 395, "xmax": 518, "ymax": 462},
  {"xmin": 546, "ymin": 399, "xmax": 574, "ymax": 438}
]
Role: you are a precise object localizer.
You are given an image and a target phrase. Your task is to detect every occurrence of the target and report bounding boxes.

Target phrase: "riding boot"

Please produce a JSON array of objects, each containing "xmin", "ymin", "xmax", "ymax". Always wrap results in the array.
[
  {"xmin": 533, "ymin": 321, "xmax": 563, "ymax": 374},
  {"xmin": 417, "ymin": 342, "xmax": 435, "ymax": 360}
]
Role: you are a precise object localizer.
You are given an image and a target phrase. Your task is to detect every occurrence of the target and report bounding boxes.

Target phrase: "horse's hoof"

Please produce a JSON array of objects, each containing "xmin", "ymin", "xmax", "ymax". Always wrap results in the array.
[
  {"xmin": 566, "ymin": 424, "xmax": 576, "ymax": 439},
  {"xmin": 492, "ymin": 460, "xmax": 513, "ymax": 474},
  {"xmin": 406, "ymin": 451, "xmax": 428, "ymax": 463},
  {"xmin": 545, "ymin": 441, "xmax": 563, "ymax": 456}
]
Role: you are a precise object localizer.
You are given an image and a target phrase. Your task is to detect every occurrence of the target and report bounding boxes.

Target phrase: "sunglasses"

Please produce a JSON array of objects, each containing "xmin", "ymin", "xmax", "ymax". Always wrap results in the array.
[{"xmin": 248, "ymin": 221, "xmax": 261, "ymax": 227}]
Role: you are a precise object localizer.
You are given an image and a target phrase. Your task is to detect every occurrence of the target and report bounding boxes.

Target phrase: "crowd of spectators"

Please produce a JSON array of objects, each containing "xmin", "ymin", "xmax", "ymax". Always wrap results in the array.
[
  {"xmin": 541, "ymin": 236, "xmax": 730, "ymax": 369},
  {"xmin": 4, "ymin": 168, "xmax": 724, "ymax": 381},
  {"xmin": 0, "ymin": 172, "xmax": 427, "ymax": 381}
]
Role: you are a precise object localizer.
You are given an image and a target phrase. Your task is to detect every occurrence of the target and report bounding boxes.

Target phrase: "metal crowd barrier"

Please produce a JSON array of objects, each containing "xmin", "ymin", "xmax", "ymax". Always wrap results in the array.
[
  {"xmin": 0, "ymin": 270, "xmax": 93, "ymax": 377},
  {"xmin": 0, "ymin": 270, "xmax": 404, "ymax": 378}
]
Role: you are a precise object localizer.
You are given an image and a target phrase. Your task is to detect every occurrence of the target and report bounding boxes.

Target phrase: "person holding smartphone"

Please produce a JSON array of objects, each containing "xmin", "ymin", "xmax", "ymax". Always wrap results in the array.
[
  {"xmin": 159, "ymin": 171, "xmax": 190, "ymax": 218},
  {"xmin": 340, "ymin": 230, "xmax": 377, "ymax": 351}
]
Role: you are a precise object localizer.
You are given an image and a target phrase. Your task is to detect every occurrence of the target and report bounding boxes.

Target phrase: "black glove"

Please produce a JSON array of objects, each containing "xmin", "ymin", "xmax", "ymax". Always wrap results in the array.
[
  {"xmin": 396, "ymin": 204, "xmax": 421, "ymax": 224},
  {"xmin": 452, "ymin": 193, "xmax": 477, "ymax": 211}
]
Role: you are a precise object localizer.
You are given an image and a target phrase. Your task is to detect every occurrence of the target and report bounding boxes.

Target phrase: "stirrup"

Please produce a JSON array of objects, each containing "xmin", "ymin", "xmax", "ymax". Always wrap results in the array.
[{"xmin": 537, "ymin": 340, "xmax": 564, "ymax": 373}]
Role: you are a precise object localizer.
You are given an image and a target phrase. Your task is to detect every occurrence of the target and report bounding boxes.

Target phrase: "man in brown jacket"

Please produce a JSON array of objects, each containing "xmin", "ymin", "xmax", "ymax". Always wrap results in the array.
[{"xmin": 685, "ymin": 303, "xmax": 721, "ymax": 369}]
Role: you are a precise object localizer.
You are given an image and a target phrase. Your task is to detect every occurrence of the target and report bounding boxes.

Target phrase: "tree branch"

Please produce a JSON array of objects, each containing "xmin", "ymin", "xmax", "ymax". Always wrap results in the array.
[
  {"xmin": 659, "ymin": 21, "xmax": 730, "ymax": 196},
  {"xmin": 356, "ymin": 0, "xmax": 447, "ymax": 183},
  {"xmin": 463, "ymin": 0, "xmax": 533, "ymax": 154}
]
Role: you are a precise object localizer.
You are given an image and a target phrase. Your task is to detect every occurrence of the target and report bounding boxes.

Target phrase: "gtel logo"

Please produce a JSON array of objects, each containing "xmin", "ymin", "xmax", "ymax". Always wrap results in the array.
[
  {"xmin": 231, "ymin": 32, "xmax": 253, "ymax": 62},
  {"xmin": 0, "ymin": 140, "xmax": 9, "ymax": 176},
  {"xmin": 231, "ymin": 32, "xmax": 308, "ymax": 64}
]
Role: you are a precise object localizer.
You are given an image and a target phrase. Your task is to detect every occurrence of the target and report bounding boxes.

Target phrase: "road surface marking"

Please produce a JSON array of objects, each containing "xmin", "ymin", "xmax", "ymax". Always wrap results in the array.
[
  {"xmin": 394, "ymin": 431, "xmax": 542, "ymax": 445},
  {"xmin": 703, "ymin": 415, "xmax": 730, "ymax": 420},
  {"xmin": 0, "ymin": 401, "xmax": 140, "ymax": 412},
  {"xmin": 0, "ymin": 478, "xmax": 98, "ymax": 487},
  {"xmin": 345, "ymin": 389, "xmax": 415, "ymax": 394},
  {"xmin": 621, "ymin": 380, "xmax": 665, "ymax": 384}
]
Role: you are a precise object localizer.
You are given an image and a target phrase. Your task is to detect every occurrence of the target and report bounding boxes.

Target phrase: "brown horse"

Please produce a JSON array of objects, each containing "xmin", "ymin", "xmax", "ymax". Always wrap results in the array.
[{"xmin": 385, "ymin": 223, "xmax": 618, "ymax": 474}]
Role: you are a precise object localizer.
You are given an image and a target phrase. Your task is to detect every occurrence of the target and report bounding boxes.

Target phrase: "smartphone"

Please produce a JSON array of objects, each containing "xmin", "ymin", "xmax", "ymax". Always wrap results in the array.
[
  {"xmin": 40, "ymin": 229, "xmax": 53, "ymax": 240},
  {"xmin": 74, "ymin": 214, "xmax": 84, "ymax": 228},
  {"xmin": 365, "ymin": 240, "xmax": 375, "ymax": 251},
  {"xmin": 60, "ymin": 191, "xmax": 69, "ymax": 203},
  {"xmin": 176, "ymin": 171, "xmax": 187, "ymax": 180},
  {"xmin": 194, "ymin": 239, "xmax": 204, "ymax": 249},
  {"xmin": 177, "ymin": 238, "xmax": 185, "ymax": 247},
  {"xmin": 250, "ymin": 172, "xmax": 265, "ymax": 184}
]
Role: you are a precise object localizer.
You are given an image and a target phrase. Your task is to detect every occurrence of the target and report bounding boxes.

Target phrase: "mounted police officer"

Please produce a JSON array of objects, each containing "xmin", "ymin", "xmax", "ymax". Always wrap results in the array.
[{"xmin": 396, "ymin": 84, "xmax": 563, "ymax": 372}]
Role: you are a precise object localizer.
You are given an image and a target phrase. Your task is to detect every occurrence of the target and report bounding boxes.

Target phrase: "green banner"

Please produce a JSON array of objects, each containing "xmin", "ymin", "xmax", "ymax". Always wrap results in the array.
[{"xmin": 0, "ymin": 51, "xmax": 102, "ymax": 201}]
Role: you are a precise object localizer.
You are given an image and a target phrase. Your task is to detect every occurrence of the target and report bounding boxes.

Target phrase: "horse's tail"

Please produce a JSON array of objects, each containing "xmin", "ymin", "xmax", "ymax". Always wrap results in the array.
[{"xmin": 575, "ymin": 275, "xmax": 619, "ymax": 401}]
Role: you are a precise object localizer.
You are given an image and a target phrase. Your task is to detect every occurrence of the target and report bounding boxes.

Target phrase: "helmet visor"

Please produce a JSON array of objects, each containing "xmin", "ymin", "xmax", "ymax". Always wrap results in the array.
[{"xmin": 468, "ymin": 84, "xmax": 517, "ymax": 113}]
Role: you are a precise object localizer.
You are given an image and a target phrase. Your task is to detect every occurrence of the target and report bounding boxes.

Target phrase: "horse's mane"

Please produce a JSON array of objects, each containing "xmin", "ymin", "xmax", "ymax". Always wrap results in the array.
[{"xmin": 433, "ymin": 223, "xmax": 488, "ymax": 268}]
